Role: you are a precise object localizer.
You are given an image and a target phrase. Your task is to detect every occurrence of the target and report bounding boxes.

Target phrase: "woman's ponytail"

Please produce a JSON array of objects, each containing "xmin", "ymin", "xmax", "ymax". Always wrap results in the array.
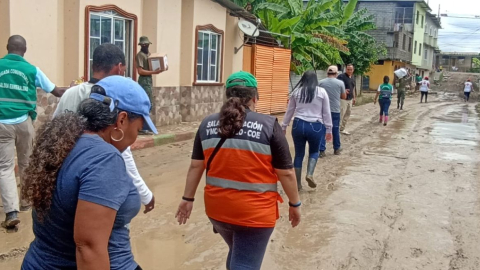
[
  {"xmin": 218, "ymin": 85, "xmax": 258, "ymax": 138},
  {"xmin": 219, "ymin": 97, "xmax": 247, "ymax": 138}
]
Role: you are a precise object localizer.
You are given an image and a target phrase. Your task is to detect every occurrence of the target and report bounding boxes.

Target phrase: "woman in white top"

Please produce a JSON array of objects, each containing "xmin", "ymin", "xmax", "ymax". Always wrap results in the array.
[
  {"xmin": 282, "ymin": 71, "xmax": 333, "ymax": 190},
  {"xmin": 464, "ymin": 79, "xmax": 474, "ymax": 102},
  {"xmin": 420, "ymin": 77, "xmax": 430, "ymax": 103}
]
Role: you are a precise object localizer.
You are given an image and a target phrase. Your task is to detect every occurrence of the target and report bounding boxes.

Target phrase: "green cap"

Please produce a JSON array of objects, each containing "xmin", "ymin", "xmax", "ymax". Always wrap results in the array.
[
  {"xmin": 226, "ymin": 71, "xmax": 258, "ymax": 89},
  {"xmin": 138, "ymin": 36, "xmax": 152, "ymax": 45}
]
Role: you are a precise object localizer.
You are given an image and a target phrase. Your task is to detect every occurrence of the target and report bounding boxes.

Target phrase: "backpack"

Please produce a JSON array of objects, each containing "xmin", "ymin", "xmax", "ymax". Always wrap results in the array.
[{"xmin": 380, "ymin": 84, "xmax": 393, "ymax": 99}]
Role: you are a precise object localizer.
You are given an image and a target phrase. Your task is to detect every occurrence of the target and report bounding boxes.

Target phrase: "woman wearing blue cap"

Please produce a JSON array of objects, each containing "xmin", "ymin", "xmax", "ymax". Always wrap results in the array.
[{"xmin": 21, "ymin": 76, "xmax": 156, "ymax": 270}]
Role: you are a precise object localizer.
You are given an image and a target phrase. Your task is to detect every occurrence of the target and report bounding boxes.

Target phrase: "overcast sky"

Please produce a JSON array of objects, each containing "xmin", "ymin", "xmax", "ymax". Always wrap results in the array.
[{"xmin": 427, "ymin": 0, "xmax": 480, "ymax": 52}]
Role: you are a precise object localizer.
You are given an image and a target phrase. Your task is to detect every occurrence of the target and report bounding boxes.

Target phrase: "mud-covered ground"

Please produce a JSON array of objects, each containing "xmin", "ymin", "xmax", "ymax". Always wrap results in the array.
[{"xmin": 1, "ymin": 89, "xmax": 480, "ymax": 270}]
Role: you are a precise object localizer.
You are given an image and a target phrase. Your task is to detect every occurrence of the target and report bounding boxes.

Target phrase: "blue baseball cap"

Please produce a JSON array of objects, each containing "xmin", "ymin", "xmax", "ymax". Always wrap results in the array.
[{"xmin": 90, "ymin": 75, "xmax": 158, "ymax": 134}]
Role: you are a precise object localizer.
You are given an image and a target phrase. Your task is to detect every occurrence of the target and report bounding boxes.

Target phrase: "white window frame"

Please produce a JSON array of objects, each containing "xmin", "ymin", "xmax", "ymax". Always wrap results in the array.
[
  {"xmin": 424, "ymin": 48, "xmax": 428, "ymax": 60},
  {"xmin": 196, "ymin": 29, "xmax": 223, "ymax": 84},
  {"xmin": 88, "ymin": 10, "xmax": 134, "ymax": 78}
]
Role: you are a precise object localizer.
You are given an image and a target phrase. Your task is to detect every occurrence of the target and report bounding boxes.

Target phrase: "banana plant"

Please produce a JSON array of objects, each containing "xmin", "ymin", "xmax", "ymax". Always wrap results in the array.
[{"xmin": 230, "ymin": 0, "xmax": 380, "ymax": 75}]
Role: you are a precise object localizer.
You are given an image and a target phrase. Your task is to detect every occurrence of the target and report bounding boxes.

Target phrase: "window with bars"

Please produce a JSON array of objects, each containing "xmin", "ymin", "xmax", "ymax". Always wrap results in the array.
[
  {"xmin": 195, "ymin": 28, "xmax": 223, "ymax": 83},
  {"xmin": 88, "ymin": 10, "xmax": 134, "ymax": 78}
]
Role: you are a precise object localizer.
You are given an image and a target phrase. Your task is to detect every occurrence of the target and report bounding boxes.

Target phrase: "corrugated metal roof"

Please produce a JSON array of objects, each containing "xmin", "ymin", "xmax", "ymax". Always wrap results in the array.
[
  {"xmin": 345, "ymin": 0, "xmax": 432, "ymax": 12},
  {"xmin": 210, "ymin": 0, "xmax": 264, "ymax": 29},
  {"xmin": 441, "ymin": 52, "xmax": 480, "ymax": 56}
]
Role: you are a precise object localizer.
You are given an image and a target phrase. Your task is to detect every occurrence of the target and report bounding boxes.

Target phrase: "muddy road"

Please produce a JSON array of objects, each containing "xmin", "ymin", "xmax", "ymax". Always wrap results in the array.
[{"xmin": 1, "ymin": 91, "xmax": 480, "ymax": 269}]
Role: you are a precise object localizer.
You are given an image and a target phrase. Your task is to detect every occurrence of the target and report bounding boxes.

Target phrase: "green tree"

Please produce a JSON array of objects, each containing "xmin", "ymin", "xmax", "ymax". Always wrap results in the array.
[
  {"xmin": 470, "ymin": 58, "xmax": 480, "ymax": 73},
  {"xmin": 253, "ymin": 0, "xmax": 349, "ymax": 74},
  {"xmin": 231, "ymin": 0, "xmax": 382, "ymax": 75}
]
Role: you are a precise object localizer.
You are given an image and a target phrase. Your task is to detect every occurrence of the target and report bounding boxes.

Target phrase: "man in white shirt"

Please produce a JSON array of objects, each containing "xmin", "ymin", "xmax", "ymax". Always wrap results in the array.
[
  {"xmin": 464, "ymin": 79, "xmax": 474, "ymax": 102},
  {"xmin": 419, "ymin": 77, "xmax": 430, "ymax": 103},
  {"xmin": 54, "ymin": 44, "xmax": 155, "ymax": 213}
]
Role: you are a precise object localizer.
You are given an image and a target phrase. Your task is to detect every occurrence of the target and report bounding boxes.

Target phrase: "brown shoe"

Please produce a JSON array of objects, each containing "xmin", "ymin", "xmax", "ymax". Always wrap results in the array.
[
  {"xmin": 2, "ymin": 212, "xmax": 20, "ymax": 229},
  {"xmin": 305, "ymin": 175, "xmax": 317, "ymax": 188}
]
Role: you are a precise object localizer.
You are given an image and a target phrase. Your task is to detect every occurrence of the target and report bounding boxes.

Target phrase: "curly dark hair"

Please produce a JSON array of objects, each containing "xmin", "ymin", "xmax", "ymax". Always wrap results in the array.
[
  {"xmin": 22, "ymin": 113, "xmax": 86, "ymax": 222},
  {"xmin": 219, "ymin": 85, "xmax": 258, "ymax": 138},
  {"xmin": 22, "ymin": 85, "xmax": 142, "ymax": 222}
]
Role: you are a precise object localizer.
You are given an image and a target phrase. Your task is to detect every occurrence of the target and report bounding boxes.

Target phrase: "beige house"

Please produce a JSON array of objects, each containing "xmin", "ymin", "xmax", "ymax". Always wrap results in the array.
[{"xmin": 0, "ymin": 0, "xmax": 250, "ymax": 127}]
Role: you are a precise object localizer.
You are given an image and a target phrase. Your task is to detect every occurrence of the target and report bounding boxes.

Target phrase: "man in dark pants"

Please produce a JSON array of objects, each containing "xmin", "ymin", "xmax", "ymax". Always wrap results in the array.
[
  {"xmin": 415, "ymin": 74, "xmax": 422, "ymax": 91},
  {"xmin": 135, "ymin": 36, "xmax": 165, "ymax": 134},
  {"xmin": 319, "ymin": 65, "xmax": 346, "ymax": 156}
]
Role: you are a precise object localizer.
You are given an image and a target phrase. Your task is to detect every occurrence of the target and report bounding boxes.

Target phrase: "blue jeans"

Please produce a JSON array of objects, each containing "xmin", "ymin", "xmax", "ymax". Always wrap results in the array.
[
  {"xmin": 291, "ymin": 118, "xmax": 325, "ymax": 168},
  {"xmin": 320, "ymin": 112, "xmax": 341, "ymax": 151},
  {"xmin": 379, "ymin": 98, "xmax": 391, "ymax": 116},
  {"xmin": 210, "ymin": 218, "xmax": 274, "ymax": 270}
]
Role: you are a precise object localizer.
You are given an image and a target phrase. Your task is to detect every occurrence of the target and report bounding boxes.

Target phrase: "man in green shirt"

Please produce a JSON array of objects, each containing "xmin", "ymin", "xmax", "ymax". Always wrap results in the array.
[
  {"xmin": 415, "ymin": 74, "xmax": 422, "ymax": 91},
  {"xmin": 0, "ymin": 35, "xmax": 68, "ymax": 229},
  {"xmin": 135, "ymin": 36, "xmax": 165, "ymax": 134}
]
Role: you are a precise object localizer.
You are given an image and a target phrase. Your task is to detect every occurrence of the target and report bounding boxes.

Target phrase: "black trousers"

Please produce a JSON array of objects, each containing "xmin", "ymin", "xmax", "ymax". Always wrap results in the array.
[{"xmin": 421, "ymin": 91, "xmax": 428, "ymax": 103}]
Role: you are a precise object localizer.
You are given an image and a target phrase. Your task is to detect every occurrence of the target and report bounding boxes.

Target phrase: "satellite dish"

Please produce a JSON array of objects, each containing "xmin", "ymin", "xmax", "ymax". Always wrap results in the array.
[
  {"xmin": 238, "ymin": 19, "xmax": 260, "ymax": 37},
  {"xmin": 235, "ymin": 19, "xmax": 261, "ymax": 54}
]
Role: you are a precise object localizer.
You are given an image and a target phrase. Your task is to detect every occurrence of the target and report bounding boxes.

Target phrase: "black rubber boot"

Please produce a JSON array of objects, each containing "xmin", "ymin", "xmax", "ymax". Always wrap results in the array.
[
  {"xmin": 305, "ymin": 158, "xmax": 318, "ymax": 188},
  {"xmin": 294, "ymin": 167, "xmax": 302, "ymax": 190}
]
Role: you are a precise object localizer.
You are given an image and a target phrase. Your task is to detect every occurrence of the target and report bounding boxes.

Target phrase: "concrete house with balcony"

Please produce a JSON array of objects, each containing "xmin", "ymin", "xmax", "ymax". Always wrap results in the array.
[
  {"xmin": 419, "ymin": 12, "xmax": 441, "ymax": 76},
  {"xmin": 356, "ymin": 0, "xmax": 437, "ymax": 90}
]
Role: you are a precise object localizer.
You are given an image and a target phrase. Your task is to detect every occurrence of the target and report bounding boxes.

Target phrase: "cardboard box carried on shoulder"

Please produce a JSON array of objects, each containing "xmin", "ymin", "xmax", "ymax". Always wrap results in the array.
[{"xmin": 148, "ymin": 53, "xmax": 168, "ymax": 71}]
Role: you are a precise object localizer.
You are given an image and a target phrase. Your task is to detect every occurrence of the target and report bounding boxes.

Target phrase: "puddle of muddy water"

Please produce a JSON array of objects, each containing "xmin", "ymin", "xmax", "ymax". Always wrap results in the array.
[{"xmin": 430, "ymin": 105, "xmax": 479, "ymax": 161}]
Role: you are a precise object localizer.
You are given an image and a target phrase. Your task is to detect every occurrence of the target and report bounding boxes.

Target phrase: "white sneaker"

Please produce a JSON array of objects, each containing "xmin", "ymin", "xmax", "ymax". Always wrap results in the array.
[{"xmin": 341, "ymin": 130, "xmax": 351, "ymax": 135}]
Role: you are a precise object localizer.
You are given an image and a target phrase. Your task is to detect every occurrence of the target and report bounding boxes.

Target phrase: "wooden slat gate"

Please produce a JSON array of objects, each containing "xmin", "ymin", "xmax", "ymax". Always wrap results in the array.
[{"xmin": 251, "ymin": 45, "xmax": 291, "ymax": 114}]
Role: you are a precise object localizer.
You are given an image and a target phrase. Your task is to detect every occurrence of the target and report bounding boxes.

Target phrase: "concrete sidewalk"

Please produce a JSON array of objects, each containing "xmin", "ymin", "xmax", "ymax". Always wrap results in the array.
[{"xmin": 131, "ymin": 121, "xmax": 200, "ymax": 150}]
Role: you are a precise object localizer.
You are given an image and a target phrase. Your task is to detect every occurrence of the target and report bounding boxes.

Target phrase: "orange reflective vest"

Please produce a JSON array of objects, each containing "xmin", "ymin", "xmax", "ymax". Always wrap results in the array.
[{"xmin": 199, "ymin": 110, "xmax": 280, "ymax": 228}]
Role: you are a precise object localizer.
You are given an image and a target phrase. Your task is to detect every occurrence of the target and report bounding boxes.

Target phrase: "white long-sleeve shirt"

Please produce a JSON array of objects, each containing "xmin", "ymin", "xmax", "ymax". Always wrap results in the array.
[
  {"xmin": 53, "ymin": 82, "xmax": 153, "ymax": 205},
  {"xmin": 282, "ymin": 86, "xmax": 333, "ymax": 133},
  {"xmin": 122, "ymin": 147, "xmax": 153, "ymax": 205}
]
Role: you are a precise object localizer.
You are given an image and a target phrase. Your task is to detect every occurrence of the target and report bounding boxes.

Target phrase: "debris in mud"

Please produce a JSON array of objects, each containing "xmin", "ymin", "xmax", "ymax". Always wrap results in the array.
[
  {"xmin": 429, "ymin": 169, "xmax": 435, "ymax": 172},
  {"xmin": 448, "ymin": 248, "xmax": 468, "ymax": 270},
  {"xmin": 363, "ymin": 151, "xmax": 407, "ymax": 159},
  {"xmin": 411, "ymin": 248, "xmax": 423, "ymax": 258},
  {"xmin": 326, "ymin": 182, "xmax": 336, "ymax": 191},
  {"xmin": 0, "ymin": 247, "xmax": 28, "ymax": 262}
]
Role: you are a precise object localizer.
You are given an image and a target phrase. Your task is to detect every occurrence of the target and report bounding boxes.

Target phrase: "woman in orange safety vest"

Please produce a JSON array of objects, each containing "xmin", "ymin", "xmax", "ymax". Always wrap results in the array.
[{"xmin": 176, "ymin": 71, "xmax": 301, "ymax": 270}]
